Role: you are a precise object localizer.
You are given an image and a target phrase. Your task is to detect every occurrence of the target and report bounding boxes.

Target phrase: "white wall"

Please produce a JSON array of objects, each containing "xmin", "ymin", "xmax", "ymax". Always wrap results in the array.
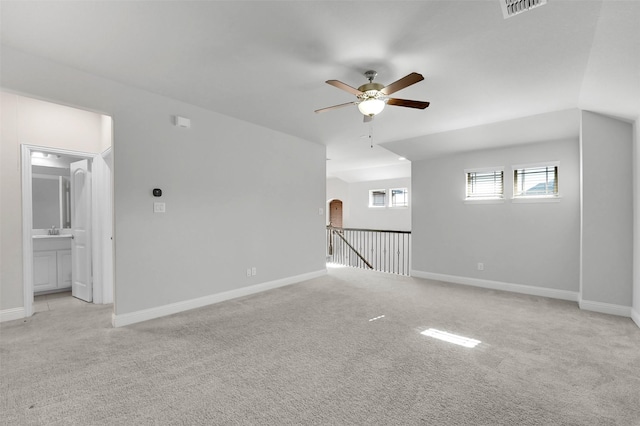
[
  {"xmin": 634, "ymin": 118, "xmax": 640, "ymax": 326},
  {"xmin": 327, "ymin": 176, "xmax": 411, "ymax": 231},
  {"xmin": 580, "ymin": 111, "xmax": 633, "ymax": 309},
  {"xmin": 0, "ymin": 91, "xmax": 106, "ymax": 311},
  {"xmin": 345, "ymin": 178, "xmax": 411, "ymax": 231},
  {"xmin": 326, "ymin": 177, "xmax": 348, "ymax": 203},
  {"xmin": 412, "ymin": 139, "xmax": 580, "ymax": 295},
  {"xmin": 1, "ymin": 46, "xmax": 326, "ymax": 320}
]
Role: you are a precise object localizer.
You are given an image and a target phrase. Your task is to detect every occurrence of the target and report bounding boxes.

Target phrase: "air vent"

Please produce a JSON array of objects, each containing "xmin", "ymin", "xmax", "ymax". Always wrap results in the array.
[{"xmin": 501, "ymin": 0, "xmax": 547, "ymax": 19}]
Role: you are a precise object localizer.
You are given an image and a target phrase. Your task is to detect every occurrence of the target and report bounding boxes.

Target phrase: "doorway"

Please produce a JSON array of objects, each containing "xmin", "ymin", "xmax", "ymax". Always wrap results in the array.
[
  {"xmin": 21, "ymin": 145, "xmax": 114, "ymax": 317},
  {"xmin": 329, "ymin": 199, "xmax": 343, "ymax": 228}
]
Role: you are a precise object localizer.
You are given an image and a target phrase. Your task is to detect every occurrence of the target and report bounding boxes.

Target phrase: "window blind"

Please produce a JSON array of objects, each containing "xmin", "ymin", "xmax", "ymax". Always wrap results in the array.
[
  {"xmin": 370, "ymin": 190, "xmax": 386, "ymax": 207},
  {"xmin": 466, "ymin": 170, "xmax": 504, "ymax": 199},
  {"xmin": 391, "ymin": 188, "xmax": 408, "ymax": 207},
  {"xmin": 513, "ymin": 166, "xmax": 558, "ymax": 197}
]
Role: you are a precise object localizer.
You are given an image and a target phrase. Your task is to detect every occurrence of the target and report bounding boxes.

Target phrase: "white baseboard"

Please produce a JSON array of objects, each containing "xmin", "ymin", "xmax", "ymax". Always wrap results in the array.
[
  {"xmin": 0, "ymin": 307, "xmax": 26, "ymax": 323},
  {"xmin": 579, "ymin": 299, "xmax": 632, "ymax": 318},
  {"xmin": 631, "ymin": 308, "xmax": 640, "ymax": 328},
  {"xmin": 112, "ymin": 269, "xmax": 327, "ymax": 328},
  {"xmin": 411, "ymin": 270, "xmax": 580, "ymax": 302}
]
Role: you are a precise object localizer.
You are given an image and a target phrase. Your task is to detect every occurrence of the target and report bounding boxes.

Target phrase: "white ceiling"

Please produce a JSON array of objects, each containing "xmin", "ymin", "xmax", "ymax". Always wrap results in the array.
[{"xmin": 1, "ymin": 1, "xmax": 638, "ymax": 182}]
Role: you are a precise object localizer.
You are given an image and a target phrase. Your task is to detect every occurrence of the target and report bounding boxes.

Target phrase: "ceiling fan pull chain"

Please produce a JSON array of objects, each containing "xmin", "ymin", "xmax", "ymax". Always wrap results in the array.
[{"xmin": 369, "ymin": 123, "xmax": 374, "ymax": 148}]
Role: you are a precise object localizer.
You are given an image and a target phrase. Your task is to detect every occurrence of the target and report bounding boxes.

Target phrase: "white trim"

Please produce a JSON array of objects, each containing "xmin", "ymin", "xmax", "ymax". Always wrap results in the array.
[
  {"xmin": 91, "ymin": 154, "xmax": 114, "ymax": 305},
  {"xmin": 112, "ymin": 269, "xmax": 327, "ymax": 327},
  {"xmin": 464, "ymin": 166, "xmax": 505, "ymax": 174},
  {"xmin": 579, "ymin": 299, "xmax": 632, "ymax": 318},
  {"xmin": 0, "ymin": 307, "xmax": 26, "ymax": 323},
  {"xmin": 21, "ymin": 145, "xmax": 35, "ymax": 318},
  {"xmin": 511, "ymin": 196, "xmax": 561, "ymax": 203},
  {"xmin": 579, "ymin": 112, "xmax": 585, "ymax": 307},
  {"xmin": 32, "ymin": 173, "xmax": 61, "ymax": 180},
  {"xmin": 99, "ymin": 147, "xmax": 114, "ymax": 304},
  {"xmin": 512, "ymin": 160, "xmax": 560, "ymax": 170},
  {"xmin": 631, "ymin": 308, "xmax": 640, "ymax": 328},
  {"xmin": 411, "ymin": 270, "xmax": 579, "ymax": 302},
  {"xmin": 91, "ymin": 157, "xmax": 103, "ymax": 304},
  {"xmin": 464, "ymin": 198, "xmax": 505, "ymax": 204}
]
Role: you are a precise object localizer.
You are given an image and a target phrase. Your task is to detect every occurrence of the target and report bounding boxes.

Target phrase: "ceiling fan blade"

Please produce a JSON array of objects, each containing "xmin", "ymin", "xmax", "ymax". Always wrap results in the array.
[
  {"xmin": 363, "ymin": 115, "xmax": 373, "ymax": 123},
  {"xmin": 386, "ymin": 98, "xmax": 430, "ymax": 109},
  {"xmin": 380, "ymin": 72, "xmax": 424, "ymax": 95},
  {"xmin": 326, "ymin": 80, "xmax": 363, "ymax": 96},
  {"xmin": 315, "ymin": 101, "xmax": 357, "ymax": 114}
]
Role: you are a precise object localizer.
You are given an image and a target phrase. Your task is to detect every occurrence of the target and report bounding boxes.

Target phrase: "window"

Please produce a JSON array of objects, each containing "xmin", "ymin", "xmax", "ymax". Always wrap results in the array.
[
  {"xmin": 390, "ymin": 188, "xmax": 408, "ymax": 207},
  {"xmin": 369, "ymin": 189, "xmax": 386, "ymax": 207},
  {"xmin": 513, "ymin": 164, "xmax": 558, "ymax": 198},
  {"xmin": 465, "ymin": 169, "xmax": 504, "ymax": 200}
]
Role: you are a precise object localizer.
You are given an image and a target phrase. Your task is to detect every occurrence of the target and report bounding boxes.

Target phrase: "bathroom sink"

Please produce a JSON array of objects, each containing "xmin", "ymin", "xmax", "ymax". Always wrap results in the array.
[{"xmin": 32, "ymin": 234, "xmax": 72, "ymax": 239}]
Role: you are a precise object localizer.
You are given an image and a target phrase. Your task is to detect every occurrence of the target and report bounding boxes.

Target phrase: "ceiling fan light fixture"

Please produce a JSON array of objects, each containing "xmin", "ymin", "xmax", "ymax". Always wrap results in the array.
[{"xmin": 358, "ymin": 98, "xmax": 386, "ymax": 116}]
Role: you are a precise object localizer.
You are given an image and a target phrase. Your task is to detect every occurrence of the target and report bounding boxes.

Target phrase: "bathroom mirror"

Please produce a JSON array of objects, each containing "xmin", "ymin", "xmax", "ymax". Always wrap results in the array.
[{"xmin": 32, "ymin": 174, "xmax": 71, "ymax": 229}]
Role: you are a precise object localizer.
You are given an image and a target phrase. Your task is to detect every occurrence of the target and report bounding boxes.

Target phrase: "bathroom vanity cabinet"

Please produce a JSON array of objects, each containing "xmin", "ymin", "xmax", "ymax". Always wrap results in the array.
[{"xmin": 33, "ymin": 235, "xmax": 72, "ymax": 293}]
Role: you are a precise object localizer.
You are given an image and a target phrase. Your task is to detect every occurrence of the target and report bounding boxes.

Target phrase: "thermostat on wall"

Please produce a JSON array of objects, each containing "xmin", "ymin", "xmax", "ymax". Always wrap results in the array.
[{"xmin": 153, "ymin": 188, "xmax": 162, "ymax": 197}]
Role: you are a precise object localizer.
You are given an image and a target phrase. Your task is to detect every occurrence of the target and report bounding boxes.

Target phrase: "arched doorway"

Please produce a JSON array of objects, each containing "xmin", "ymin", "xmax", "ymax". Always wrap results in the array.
[{"xmin": 329, "ymin": 199, "xmax": 343, "ymax": 228}]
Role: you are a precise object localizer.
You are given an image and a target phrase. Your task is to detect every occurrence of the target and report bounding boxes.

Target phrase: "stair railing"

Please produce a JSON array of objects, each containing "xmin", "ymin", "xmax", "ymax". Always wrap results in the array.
[
  {"xmin": 326, "ymin": 226, "xmax": 411, "ymax": 276},
  {"xmin": 330, "ymin": 227, "xmax": 373, "ymax": 269}
]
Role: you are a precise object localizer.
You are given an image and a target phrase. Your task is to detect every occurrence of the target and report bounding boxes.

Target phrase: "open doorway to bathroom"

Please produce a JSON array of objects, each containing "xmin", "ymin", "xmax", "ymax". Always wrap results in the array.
[
  {"xmin": 15, "ymin": 94, "xmax": 114, "ymax": 318},
  {"xmin": 23, "ymin": 144, "xmax": 113, "ymax": 317},
  {"xmin": 26, "ymin": 146, "xmax": 113, "ymax": 313}
]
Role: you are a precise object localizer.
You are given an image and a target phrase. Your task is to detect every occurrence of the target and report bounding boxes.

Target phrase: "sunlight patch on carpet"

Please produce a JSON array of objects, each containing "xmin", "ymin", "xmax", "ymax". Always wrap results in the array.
[
  {"xmin": 421, "ymin": 328, "xmax": 481, "ymax": 348},
  {"xmin": 326, "ymin": 263, "xmax": 346, "ymax": 269}
]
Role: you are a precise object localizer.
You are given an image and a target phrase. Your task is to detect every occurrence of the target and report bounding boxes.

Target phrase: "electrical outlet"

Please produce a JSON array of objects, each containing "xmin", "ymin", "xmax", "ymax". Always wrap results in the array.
[
  {"xmin": 477, "ymin": 262, "xmax": 484, "ymax": 271},
  {"xmin": 153, "ymin": 202, "xmax": 166, "ymax": 213},
  {"xmin": 251, "ymin": 267, "xmax": 257, "ymax": 276},
  {"xmin": 246, "ymin": 268, "xmax": 252, "ymax": 277}
]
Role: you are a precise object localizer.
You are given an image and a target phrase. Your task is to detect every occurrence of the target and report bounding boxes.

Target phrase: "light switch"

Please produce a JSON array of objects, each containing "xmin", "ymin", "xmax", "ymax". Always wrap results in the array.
[{"xmin": 153, "ymin": 202, "xmax": 166, "ymax": 213}]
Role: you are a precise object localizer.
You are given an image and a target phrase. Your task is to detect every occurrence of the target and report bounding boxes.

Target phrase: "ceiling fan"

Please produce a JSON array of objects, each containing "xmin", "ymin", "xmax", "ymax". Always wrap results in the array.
[{"xmin": 315, "ymin": 70, "xmax": 430, "ymax": 122}]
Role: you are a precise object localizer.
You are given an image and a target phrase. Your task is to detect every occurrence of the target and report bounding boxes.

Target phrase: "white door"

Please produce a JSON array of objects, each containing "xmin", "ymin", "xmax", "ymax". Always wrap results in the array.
[{"xmin": 70, "ymin": 159, "xmax": 92, "ymax": 302}]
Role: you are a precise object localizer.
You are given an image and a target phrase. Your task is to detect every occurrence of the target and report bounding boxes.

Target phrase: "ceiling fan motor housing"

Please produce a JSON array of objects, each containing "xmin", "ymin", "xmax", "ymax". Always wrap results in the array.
[
  {"xmin": 358, "ymin": 70, "xmax": 385, "ymax": 102},
  {"xmin": 358, "ymin": 82, "xmax": 386, "ymax": 107},
  {"xmin": 357, "ymin": 82, "xmax": 384, "ymax": 94}
]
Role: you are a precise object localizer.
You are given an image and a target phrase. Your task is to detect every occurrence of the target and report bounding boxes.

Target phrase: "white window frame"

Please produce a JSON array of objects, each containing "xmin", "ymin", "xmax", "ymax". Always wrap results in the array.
[
  {"xmin": 464, "ymin": 167, "xmax": 505, "ymax": 203},
  {"xmin": 369, "ymin": 189, "xmax": 387, "ymax": 208},
  {"xmin": 389, "ymin": 188, "xmax": 409, "ymax": 208},
  {"xmin": 512, "ymin": 162, "xmax": 560, "ymax": 203}
]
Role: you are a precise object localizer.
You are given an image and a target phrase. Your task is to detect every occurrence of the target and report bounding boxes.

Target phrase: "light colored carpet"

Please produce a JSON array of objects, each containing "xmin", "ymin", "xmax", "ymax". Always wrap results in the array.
[{"xmin": 2, "ymin": 266, "xmax": 640, "ymax": 425}]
